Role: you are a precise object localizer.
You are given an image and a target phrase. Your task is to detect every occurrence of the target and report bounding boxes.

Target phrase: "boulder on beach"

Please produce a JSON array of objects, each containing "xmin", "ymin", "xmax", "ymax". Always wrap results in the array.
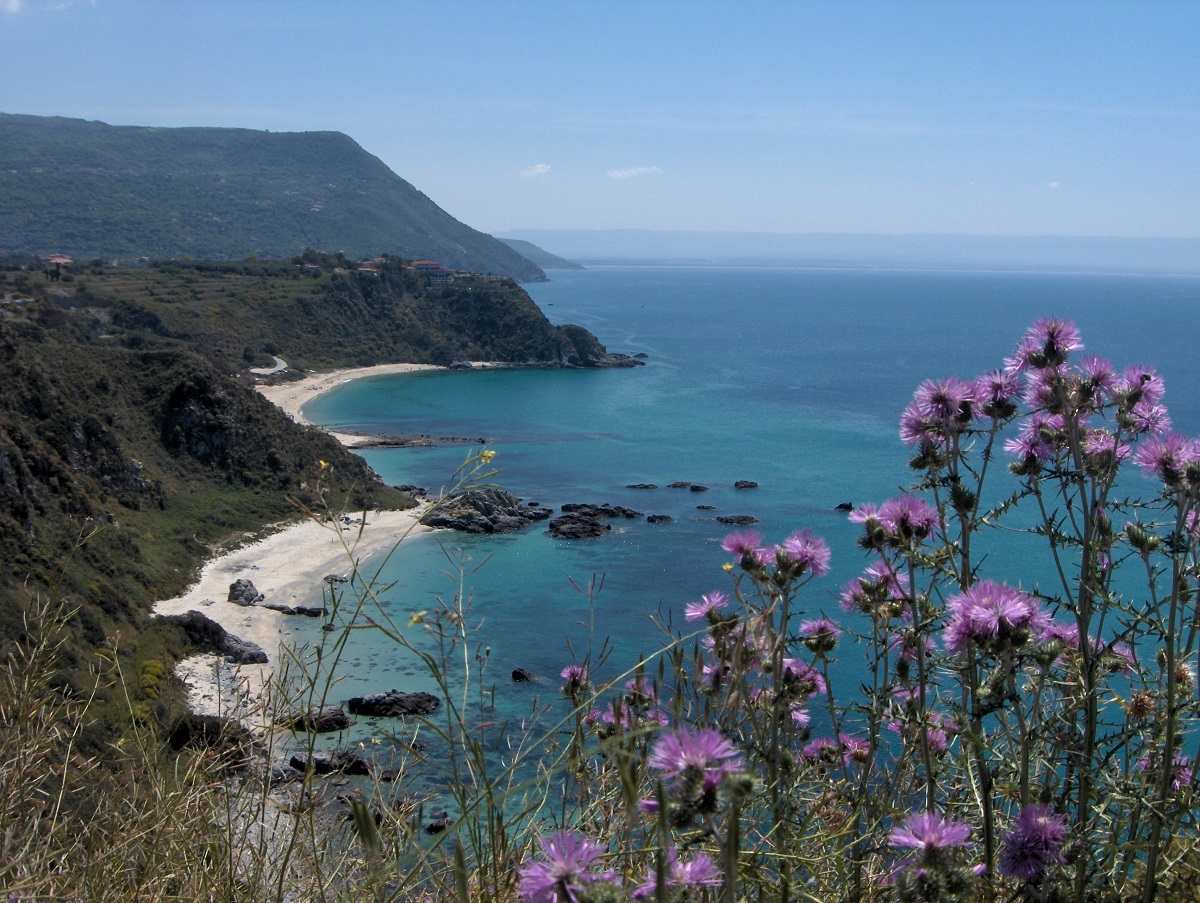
[
  {"xmin": 228, "ymin": 578, "xmax": 264, "ymax": 606},
  {"xmin": 159, "ymin": 610, "xmax": 269, "ymax": 664},
  {"xmin": 347, "ymin": 689, "xmax": 441, "ymax": 718}
]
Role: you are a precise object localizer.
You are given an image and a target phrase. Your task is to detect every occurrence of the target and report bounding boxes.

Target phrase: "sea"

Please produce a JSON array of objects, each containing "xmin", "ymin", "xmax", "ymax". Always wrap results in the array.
[{"xmin": 292, "ymin": 265, "xmax": 1200, "ymax": 752}]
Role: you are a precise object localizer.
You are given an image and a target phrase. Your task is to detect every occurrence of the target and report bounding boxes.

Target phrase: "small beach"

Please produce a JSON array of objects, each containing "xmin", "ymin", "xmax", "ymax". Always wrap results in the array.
[{"xmin": 156, "ymin": 362, "xmax": 444, "ymax": 724}]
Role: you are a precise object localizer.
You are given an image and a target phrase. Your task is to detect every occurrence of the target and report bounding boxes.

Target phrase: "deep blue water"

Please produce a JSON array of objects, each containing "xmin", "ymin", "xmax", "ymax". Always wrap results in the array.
[{"xmin": 295, "ymin": 266, "xmax": 1200, "ymax": 744}]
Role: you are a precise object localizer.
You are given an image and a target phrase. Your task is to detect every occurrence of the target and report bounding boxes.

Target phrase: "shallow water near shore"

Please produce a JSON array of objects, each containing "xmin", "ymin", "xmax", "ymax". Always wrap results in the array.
[{"xmin": 293, "ymin": 266, "xmax": 1200, "ymax": 771}]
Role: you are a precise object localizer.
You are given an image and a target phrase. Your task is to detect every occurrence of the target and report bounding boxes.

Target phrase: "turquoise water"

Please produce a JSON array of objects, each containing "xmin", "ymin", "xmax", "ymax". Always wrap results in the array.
[{"xmin": 295, "ymin": 266, "xmax": 1200, "ymax": 746}]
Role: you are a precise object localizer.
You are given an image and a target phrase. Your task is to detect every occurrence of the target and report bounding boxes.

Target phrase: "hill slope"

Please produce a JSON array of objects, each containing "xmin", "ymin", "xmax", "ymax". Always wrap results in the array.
[{"xmin": 0, "ymin": 113, "xmax": 546, "ymax": 281}]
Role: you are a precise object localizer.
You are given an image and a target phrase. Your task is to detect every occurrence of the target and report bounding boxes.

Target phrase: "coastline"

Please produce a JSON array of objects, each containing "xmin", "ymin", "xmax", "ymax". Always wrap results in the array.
[{"xmin": 156, "ymin": 361, "xmax": 459, "ymax": 727}]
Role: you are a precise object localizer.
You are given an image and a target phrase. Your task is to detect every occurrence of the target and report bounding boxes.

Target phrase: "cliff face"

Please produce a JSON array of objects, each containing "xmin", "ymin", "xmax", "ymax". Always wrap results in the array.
[
  {"xmin": 0, "ymin": 113, "xmax": 546, "ymax": 282},
  {"xmin": 0, "ymin": 305, "xmax": 410, "ymax": 653}
]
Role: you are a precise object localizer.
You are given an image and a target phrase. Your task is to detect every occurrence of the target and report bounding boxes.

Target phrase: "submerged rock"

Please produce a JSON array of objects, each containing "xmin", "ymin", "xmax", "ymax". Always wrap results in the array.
[
  {"xmin": 717, "ymin": 515, "xmax": 760, "ymax": 525},
  {"xmin": 626, "ymin": 483, "xmax": 658, "ymax": 490}
]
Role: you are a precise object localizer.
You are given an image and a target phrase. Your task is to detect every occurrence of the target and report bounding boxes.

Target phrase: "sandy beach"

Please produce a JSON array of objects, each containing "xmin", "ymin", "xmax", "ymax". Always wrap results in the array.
[
  {"xmin": 256, "ymin": 362, "xmax": 441, "ymax": 443},
  {"xmin": 156, "ymin": 363, "xmax": 446, "ymax": 724}
]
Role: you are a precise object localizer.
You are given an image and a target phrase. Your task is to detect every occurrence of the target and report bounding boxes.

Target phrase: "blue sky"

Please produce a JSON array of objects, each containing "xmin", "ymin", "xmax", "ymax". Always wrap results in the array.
[{"xmin": 2, "ymin": 0, "xmax": 1197, "ymax": 238}]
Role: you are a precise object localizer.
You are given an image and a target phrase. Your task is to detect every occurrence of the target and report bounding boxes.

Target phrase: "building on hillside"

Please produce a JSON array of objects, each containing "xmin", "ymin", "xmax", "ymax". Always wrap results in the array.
[{"xmin": 409, "ymin": 260, "xmax": 453, "ymax": 288}]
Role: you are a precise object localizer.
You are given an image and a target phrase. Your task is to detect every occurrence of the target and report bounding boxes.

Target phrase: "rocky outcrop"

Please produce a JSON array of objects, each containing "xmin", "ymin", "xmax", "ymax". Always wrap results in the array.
[
  {"xmin": 512, "ymin": 668, "xmax": 535, "ymax": 682},
  {"xmin": 227, "ymin": 578, "xmax": 263, "ymax": 606},
  {"xmin": 347, "ymin": 690, "xmax": 441, "ymax": 718},
  {"xmin": 283, "ymin": 705, "xmax": 351, "ymax": 733},
  {"xmin": 717, "ymin": 515, "xmax": 760, "ymax": 525},
  {"xmin": 420, "ymin": 489, "xmax": 552, "ymax": 534},
  {"xmin": 734, "ymin": 480, "xmax": 759, "ymax": 489},
  {"xmin": 626, "ymin": 483, "xmax": 658, "ymax": 490},
  {"xmin": 550, "ymin": 502, "xmax": 643, "ymax": 539},
  {"xmin": 159, "ymin": 610, "xmax": 269, "ymax": 664},
  {"xmin": 647, "ymin": 514, "xmax": 673, "ymax": 524}
]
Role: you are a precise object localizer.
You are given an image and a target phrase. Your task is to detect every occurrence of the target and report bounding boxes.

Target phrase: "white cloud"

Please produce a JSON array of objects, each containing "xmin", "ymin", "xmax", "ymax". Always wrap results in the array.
[
  {"xmin": 2, "ymin": 0, "xmax": 24, "ymax": 12},
  {"xmin": 522, "ymin": 163, "xmax": 552, "ymax": 178},
  {"xmin": 607, "ymin": 166, "xmax": 664, "ymax": 180},
  {"xmin": 1048, "ymin": 180, "xmax": 1061, "ymax": 189}
]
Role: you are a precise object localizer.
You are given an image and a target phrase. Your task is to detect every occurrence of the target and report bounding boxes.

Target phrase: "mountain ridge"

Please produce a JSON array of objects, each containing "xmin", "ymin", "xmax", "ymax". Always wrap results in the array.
[{"xmin": 0, "ymin": 113, "xmax": 546, "ymax": 281}]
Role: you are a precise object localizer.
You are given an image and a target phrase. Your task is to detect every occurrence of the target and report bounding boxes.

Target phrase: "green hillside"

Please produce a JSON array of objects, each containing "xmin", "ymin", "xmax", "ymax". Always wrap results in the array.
[
  {"xmin": 0, "ymin": 113, "xmax": 546, "ymax": 281},
  {"xmin": 0, "ymin": 252, "xmax": 637, "ymax": 734}
]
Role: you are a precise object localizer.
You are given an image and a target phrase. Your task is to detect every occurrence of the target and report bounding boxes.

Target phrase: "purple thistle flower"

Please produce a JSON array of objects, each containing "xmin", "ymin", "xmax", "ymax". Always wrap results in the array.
[
  {"xmin": 802, "ymin": 736, "xmax": 839, "ymax": 764},
  {"xmin": 999, "ymin": 804, "xmax": 1068, "ymax": 882},
  {"xmin": 684, "ymin": 590, "xmax": 728, "ymax": 622},
  {"xmin": 1134, "ymin": 431, "xmax": 1199, "ymax": 486},
  {"xmin": 1125, "ymin": 399, "xmax": 1172, "ymax": 436},
  {"xmin": 790, "ymin": 704, "xmax": 811, "ymax": 727},
  {"xmin": 877, "ymin": 494, "xmax": 939, "ymax": 544},
  {"xmin": 648, "ymin": 726, "xmax": 744, "ymax": 787},
  {"xmin": 943, "ymin": 580, "xmax": 1043, "ymax": 655},
  {"xmin": 721, "ymin": 529, "xmax": 763, "ymax": 558},
  {"xmin": 1116, "ymin": 363, "xmax": 1165, "ymax": 407},
  {"xmin": 518, "ymin": 831, "xmax": 619, "ymax": 903},
  {"xmin": 974, "ymin": 369, "xmax": 1020, "ymax": 419},
  {"xmin": 915, "ymin": 376, "xmax": 978, "ymax": 426},
  {"xmin": 631, "ymin": 846, "xmax": 721, "ymax": 899},
  {"xmin": 890, "ymin": 811, "xmax": 972, "ymax": 856},
  {"xmin": 560, "ymin": 664, "xmax": 587, "ymax": 683},
  {"xmin": 1082, "ymin": 428, "xmax": 1130, "ymax": 465},
  {"xmin": 1006, "ymin": 318, "xmax": 1083, "ymax": 373},
  {"xmin": 799, "ymin": 616, "xmax": 841, "ymax": 653},
  {"xmin": 778, "ymin": 530, "xmax": 832, "ymax": 577},
  {"xmin": 1076, "ymin": 355, "xmax": 1117, "ymax": 399},
  {"xmin": 781, "ymin": 658, "xmax": 827, "ymax": 696}
]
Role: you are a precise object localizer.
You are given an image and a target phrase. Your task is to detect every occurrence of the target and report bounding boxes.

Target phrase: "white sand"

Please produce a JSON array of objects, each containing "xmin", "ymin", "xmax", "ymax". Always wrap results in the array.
[{"xmin": 156, "ymin": 362, "xmax": 455, "ymax": 724}]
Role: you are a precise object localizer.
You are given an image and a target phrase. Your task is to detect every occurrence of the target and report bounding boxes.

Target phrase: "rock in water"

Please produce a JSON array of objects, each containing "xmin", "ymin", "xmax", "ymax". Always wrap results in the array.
[
  {"xmin": 347, "ymin": 689, "xmax": 441, "ymax": 717},
  {"xmin": 420, "ymin": 489, "xmax": 552, "ymax": 534},
  {"xmin": 548, "ymin": 513, "xmax": 612, "ymax": 539},
  {"xmin": 283, "ymin": 705, "xmax": 351, "ymax": 733}
]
